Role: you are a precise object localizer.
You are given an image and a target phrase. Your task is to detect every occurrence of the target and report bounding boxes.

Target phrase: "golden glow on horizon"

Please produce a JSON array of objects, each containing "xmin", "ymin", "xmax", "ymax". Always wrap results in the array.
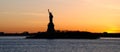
[{"xmin": 106, "ymin": 26, "xmax": 119, "ymax": 33}]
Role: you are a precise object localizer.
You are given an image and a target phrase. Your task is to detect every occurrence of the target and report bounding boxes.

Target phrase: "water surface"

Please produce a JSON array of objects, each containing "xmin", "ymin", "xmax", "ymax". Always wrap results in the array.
[{"xmin": 0, "ymin": 36, "xmax": 120, "ymax": 52}]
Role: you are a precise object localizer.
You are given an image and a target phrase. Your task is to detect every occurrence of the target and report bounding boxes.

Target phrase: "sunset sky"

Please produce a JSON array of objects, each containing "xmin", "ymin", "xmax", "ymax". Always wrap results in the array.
[{"xmin": 0, "ymin": 0, "xmax": 120, "ymax": 33}]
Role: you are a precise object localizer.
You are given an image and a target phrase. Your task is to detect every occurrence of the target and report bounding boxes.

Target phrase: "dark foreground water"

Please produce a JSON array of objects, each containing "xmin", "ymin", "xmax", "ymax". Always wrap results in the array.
[{"xmin": 0, "ymin": 36, "xmax": 120, "ymax": 52}]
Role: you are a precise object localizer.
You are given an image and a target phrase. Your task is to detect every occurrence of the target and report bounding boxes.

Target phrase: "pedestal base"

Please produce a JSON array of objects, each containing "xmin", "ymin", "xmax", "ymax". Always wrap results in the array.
[{"xmin": 47, "ymin": 22, "xmax": 55, "ymax": 32}]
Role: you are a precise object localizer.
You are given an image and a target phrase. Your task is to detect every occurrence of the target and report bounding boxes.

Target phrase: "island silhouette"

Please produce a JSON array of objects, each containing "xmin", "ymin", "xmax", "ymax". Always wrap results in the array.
[{"xmin": 0, "ymin": 9, "xmax": 120, "ymax": 39}]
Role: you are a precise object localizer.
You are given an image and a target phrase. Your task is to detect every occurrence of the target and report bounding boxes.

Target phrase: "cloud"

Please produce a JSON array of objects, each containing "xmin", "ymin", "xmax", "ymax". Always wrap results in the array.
[
  {"xmin": 22, "ymin": 12, "xmax": 45, "ymax": 16},
  {"xmin": 0, "ymin": 11, "xmax": 45, "ymax": 16}
]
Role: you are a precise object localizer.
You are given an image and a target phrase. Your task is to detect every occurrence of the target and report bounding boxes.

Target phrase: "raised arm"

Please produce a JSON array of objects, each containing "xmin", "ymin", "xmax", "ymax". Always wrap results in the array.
[{"xmin": 48, "ymin": 9, "xmax": 53, "ymax": 18}]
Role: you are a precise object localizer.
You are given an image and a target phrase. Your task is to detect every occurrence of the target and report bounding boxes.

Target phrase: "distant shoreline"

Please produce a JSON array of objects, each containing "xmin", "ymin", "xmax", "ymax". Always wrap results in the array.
[{"xmin": 1, "ymin": 32, "xmax": 120, "ymax": 39}]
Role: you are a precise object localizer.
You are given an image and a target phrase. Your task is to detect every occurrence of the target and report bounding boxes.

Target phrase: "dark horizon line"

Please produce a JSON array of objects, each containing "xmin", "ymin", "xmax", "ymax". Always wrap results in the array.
[{"xmin": 0, "ymin": 31, "xmax": 120, "ymax": 34}]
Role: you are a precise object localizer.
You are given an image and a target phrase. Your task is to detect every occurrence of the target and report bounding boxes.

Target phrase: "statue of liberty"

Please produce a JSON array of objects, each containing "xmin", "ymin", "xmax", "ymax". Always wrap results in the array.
[{"xmin": 47, "ymin": 9, "xmax": 55, "ymax": 32}]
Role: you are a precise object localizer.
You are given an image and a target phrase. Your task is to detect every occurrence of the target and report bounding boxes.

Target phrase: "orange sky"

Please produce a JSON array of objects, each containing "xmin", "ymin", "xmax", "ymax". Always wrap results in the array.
[{"xmin": 0, "ymin": 0, "xmax": 120, "ymax": 33}]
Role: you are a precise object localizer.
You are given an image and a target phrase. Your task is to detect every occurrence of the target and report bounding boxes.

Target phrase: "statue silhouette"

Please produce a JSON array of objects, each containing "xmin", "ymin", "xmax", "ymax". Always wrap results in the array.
[
  {"xmin": 48, "ymin": 9, "xmax": 53, "ymax": 23},
  {"xmin": 47, "ymin": 9, "xmax": 55, "ymax": 32}
]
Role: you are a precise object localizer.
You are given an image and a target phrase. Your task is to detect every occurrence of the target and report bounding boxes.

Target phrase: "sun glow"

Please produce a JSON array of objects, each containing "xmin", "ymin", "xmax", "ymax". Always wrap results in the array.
[
  {"xmin": 107, "ymin": 30, "xmax": 116, "ymax": 33},
  {"xmin": 106, "ymin": 26, "xmax": 119, "ymax": 33}
]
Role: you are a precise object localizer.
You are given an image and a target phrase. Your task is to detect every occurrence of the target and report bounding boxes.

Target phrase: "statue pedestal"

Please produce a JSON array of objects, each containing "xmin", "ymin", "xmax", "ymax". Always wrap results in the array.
[{"xmin": 47, "ymin": 22, "xmax": 55, "ymax": 32}]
